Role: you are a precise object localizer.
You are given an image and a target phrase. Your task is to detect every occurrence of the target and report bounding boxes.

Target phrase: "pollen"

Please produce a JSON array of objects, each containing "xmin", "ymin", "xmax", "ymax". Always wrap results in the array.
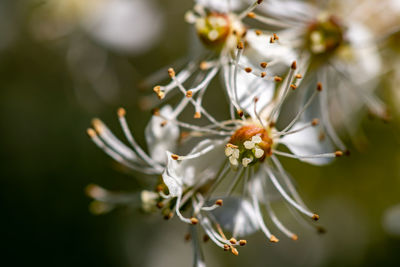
[
  {"xmin": 190, "ymin": 217, "xmax": 199, "ymax": 225},
  {"xmin": 270, "ymin": 235, "xmax": 279, "ymax": 243},
  {"xmin": 239, "ymin": 240, "xmax": 247, "ymax": 246},
  {"xmin": 312, "ymin": 214, "xmax": 320, "ymax": 221},
  {"xmin": 229, "ymin": 237, "xmax": 237, "ymax": 244},
  {"xmin": 260, "ymin": 62, "xmax": 268, "ymax": 68},
  {"xmin": 215, "ymin": 199, "xmax": 223, "ymax": 206}
]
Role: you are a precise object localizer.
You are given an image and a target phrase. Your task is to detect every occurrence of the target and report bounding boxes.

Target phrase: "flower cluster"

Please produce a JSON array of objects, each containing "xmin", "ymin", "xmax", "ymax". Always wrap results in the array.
[{"xmin": 86, "ymin": 0, "xmax": 394, "ymax": 265}]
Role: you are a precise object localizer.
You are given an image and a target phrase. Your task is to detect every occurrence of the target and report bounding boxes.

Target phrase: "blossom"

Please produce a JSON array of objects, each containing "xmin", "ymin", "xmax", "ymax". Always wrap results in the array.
[
  {"xmin": 157, "ymin": 62, "xmax": 342, "ymax": 260},
  {"xmin": 246, "ymin": 0, "xmax": 388, "ymax": 149},
  {"xmin": 144, "ymin": 0, "xmax": 296, "ymax": 123}
]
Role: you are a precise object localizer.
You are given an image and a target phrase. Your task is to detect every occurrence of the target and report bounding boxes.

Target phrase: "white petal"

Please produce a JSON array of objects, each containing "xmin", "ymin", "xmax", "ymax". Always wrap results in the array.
[
  {"xmin": 383, "ymin": 204, "xmax": 400, "ymax": 237},
  {"xmin": 210, "ymin": 197, "xmax": 260, "ymax": 237},
  {"xmin": 145, "ymin": 105, "xmax": 180, "ymax": 164},
  {"xmin": 279, "ymin": 121, "xmax": 334, "ymax": 165},
  {"xmin": 195, "ymin": 0, "xmax": 243, "ymax": 12}
]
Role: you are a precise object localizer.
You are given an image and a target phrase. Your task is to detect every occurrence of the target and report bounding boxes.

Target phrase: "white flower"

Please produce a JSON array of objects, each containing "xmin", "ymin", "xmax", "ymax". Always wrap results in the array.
[
  {"xmin": 157, "ymin": 63, "xmax": 342, "ymax": 257},
  {"xmin": 145, "ymin": 1, "xmax": 296, "ymax": 125},
  {"xmin": 249, "ymin": 0, "xmax": 388, "ymax": 150}
]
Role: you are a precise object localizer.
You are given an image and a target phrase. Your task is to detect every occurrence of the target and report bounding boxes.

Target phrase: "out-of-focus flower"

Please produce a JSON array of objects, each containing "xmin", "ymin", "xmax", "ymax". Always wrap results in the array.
[
  {"xmin": 383, "ymin": 203, "xmax": 400, "ymax": 237},
  {"xmin": 30, "ymin": 0, "xmax": 163, "ymax": 54},
  {"xmin": 144, "ymin": 0, "xmax": 296, "ymax": 120},
  {"xmin": 249, "ymin": 0, "xmax": 388, "ymax": 149}
]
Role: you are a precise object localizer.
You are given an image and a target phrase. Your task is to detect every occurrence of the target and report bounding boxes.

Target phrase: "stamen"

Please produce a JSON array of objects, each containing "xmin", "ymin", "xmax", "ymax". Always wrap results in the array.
[{"xmin": 238, "ymin": 0, "xmax": 263, "ymax": 20}]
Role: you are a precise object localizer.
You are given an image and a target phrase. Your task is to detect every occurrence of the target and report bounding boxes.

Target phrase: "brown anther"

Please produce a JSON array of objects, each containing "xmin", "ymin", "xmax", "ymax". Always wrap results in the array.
[
  {"xmin": 152, "ymin": 108, "xmax": 160, "ymax": 116},
  {"xmin": 171, "ymin": 154, "xmax": 180, "ymax": 160},
  {"xmin": 290, "ymin": 84, "xmax": 297, "ymax": 90},
  {"xmin": 260, "ymin": 72, "xmax": 266, "ymax": 78},
  {"xmin": 153, "ymin": 85, "xmax": 161, "ymax": 94},
  {"xmin": 247, "ymin": 12, "xmax": 255, "ymax": 18},
  {"xmin": 184, "ymin": 233, "xmax": 191, "ymax": 242},
  {"xmin": 291, "ymin": 234, "xmax": 299, "ymax": 241},
  {"xmin": 255, "ymin": 30, "xmax": 262, "ymax": 36},
  {"xmin": 245, "ymin": 67, "xmax": 252, "ymax": 73},
  {"xmin": 295, "ymin": 74, "xmax": 302, "ymax": 79},
  {"xmin": 269, "ymin": 235, "xmax": 279, "ymax": 243},
  {"xmin": 186, "ymin": 90, "xmax": 193, "ymax": 98},
  {"xmin": 168, "ymin": 68, "xmax": 175, "ymax": 78},
  {"xmin": 231, "ymin": 247, "xmax": 239, "ymax": 256},
  {"xmin": 269, "ymin": 121, "xmax": 276, "ymax": 128},
  {"xmin": 160, "ymin": 120, "xmax": 167, "ymax": 127},
  {"xmin": 260, "ymin": 62, "xmax": 268, "ymax": 68},
  {"xmin": 270, "ymin": 36, "xmax": 275, "ymax": 43},
  {"xmin": 199, "ymin": 61, "xmax": 208, "ymax": 70},
  {"xmin": 239, "ymin": 240, "xmax": 247, "ymax": 246},
  {"xmin": 254, "ymin": 96, "xmax": 259, "ymax": 103},
  {"xmin": 163, "ymin": 212, "xmax": 173, "ymax": 220},
  {"xmin": 117, "ymin": 107, "xmax": 126, "ymax": 117},
  {"xmin": 203, "ymin": 234, "xmax": 210, "ymax": 242},
  {"xmin": 317, "ymin": 82, "xmax": 323, "ymax": 91},
  {"xmin": 311, "ymin": 118, "xmax": 320, "ymax": 126},
  {"xmin": 257, "ymin": 0, "xmax": 263, "ymax": 4},
  {"xmin": 86, "ymin": 128, "xmax": 96, "ymax": 138},
  {"xmin": 156, "ymin": 185, "xmax": 163, "ymax": 192},
  {"xmin": 273, "ymin": 33, "xmax": 279, "ymax": 40},
  {"xmin": 194, "ymin": 112, "xmax": 201, "ymax": 119},
  {"xmin": 156, "ymin": 202, "xmax": 164, "ymax": 209},
  {"xmin": 190, "ymin": 217, "xmax": 199, "ymax": 225},
  {"xmin": 274, "ymin": 76, "xmax": 283, "ymax": 82},
  {"xmin": 237, "ymin": 109, "xmax": 244, "ymax": 117},
  {"xmin": 312, "ymin": 214, "xmax": 320, "ymax": 221},
  {"xmin": 229, "ymin": 238, "xmax": 237, "ymax": 245},
  {"xmin": 335, "ymin": 151, "xmax": 343, "ymax": 157},
  {"xmin": 215, "ymin": 199, "xmax": 223, "ymax": 206},
  {"xmin": 237, "ymin": 41, "xmax": 244, "ymax": 50},
  {"xmin": 291, "ymin": 61, "xmax": 297, "ymax": 70},
  {"xmin": 223, "ymin": 244, "xmax": 230, "ymax": 251}
]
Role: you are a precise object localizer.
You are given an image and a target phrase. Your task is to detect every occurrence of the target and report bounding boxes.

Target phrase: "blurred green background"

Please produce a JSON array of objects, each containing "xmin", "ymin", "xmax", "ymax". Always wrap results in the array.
[{"xmin": 1, "ymin": 1, "xmax": 399, "ymax": 266}]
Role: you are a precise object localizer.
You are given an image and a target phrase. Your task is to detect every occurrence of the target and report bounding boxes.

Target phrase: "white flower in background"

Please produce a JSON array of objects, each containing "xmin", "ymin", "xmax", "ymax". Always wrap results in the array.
[
  {"xmin": 383, "ymin": 203, "xmax": 400, "ymax": 237},
  {"xmin": 146, "ymin": 0, "xmax": 296, "ymax": 122},
  {"xmin": 246, "ymin": 0, "xmax": 388, "ymax": 150},
  {"xmin": 157, "ymin": 63, "xmax": 342, "ymax": 260},
  {"xmin": 30, "ymin": 0, "xmax": 163, "ymax": 54}
]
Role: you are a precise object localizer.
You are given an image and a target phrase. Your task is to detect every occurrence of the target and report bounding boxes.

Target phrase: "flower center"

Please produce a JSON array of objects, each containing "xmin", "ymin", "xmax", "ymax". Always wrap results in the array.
[
  {"xmin": 225, "ymin": 125, "xmax": 273, "ymax": 167},
  {"xmin": 306, "ymin": 14, "xmax": 344, "ymax": 58},
  {"xmin": 195, "ymin": 12, "xmax": 245, "ymax": 50}
]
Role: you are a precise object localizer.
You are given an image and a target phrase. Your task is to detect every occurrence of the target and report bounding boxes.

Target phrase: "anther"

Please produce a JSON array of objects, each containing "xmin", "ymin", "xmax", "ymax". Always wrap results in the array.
[
  {"xmin": 245, "ymin": 67, "xmax": 252, "ymax": 73},
  {"xmin": 255, "ymin": 30, "xmax": 262, "ymax": 36},
  {"xmin": 156, "ymin": 185, "xmax": 163, "ymax": 192},
  {"xmin": 194, "ymin": 112, "xmax": 201, "ymax": 119},
  {"xmin": 156, "ymin": 202, "xmax": 164, "ymax": 209},
  {"xmin": 86, "ymin": 128, "xmax": 96, "ymax": 138},
  {"xmin": 168, "ymin": 68, "xmax": 175, "ymax": 78},
  {"xmin": 335, "ymin": 151, "xmax": 343, "ymax": 157},
  {"xmin": 290, "ymin": 84, "xmax": 297, "ymax": 90},
  {"xmin": 190, "ymin": 217, "xmax": 199, "ymax": 225},
  {"xmin": 260, "ymin": 62, "xmax": 268, "ymax": 68},
  {"xmin": 163, "ymin": 212, "xmax": 173, "ymax": 220},
  {"xmin": 203, "ymin": 234, "xmax": 210, "ymax": 242},
  {"xmin": 117, "ymin": 107, "xmax": 126, "ymax": 117},
  {"xmin": 312, "ymin": 214, "xmax": 320, "ymax": 221},
  {"xmin": 229, "ymin": 238, "xmax": 237, "ymax": 244},
  {"xmin": 254, "ymin": 97, "xmax": 259, "ymax": 103},
  {"xmin": 247, "ymin": 12, "xmax": 255, "ymax": 18},
  {"xmin": 311, "ymin": 118, "xmax": 320, "ymax": 126},
  {"xmin": 160, "ymin": 121, "xmax": 167, "ymax": 127},
  {"xmin": 317, "ymin": 82, "xmax": 323, "ymax": 91},
  {"xmin": 239, "ymin": 240, "xmax": 247, "ymax": 246},
  {"xmin": 269, "ymin": 235, "xmax": 279, "ymax": 243},
  {"xmin": 260, "ymin": 72, "xmax": 266, "ymax": 78},
  {"xmin": 215, "ymin": 199, "xmax": 223, "ymax": 206},
  {"xmin": 273, "ymin": 33, "xmax": 279, "ymax": 40},
  {"xmin": 344, "ymin": 149, "xmax": 351, "ymax": 156},
  {"xmin": 226, "ymin": 143, "xmax": 239, "ymax": 149},
  {"xmin": 270, "ymin": 36, "xmax": 275, "ymax": 43},
  {"xmin": 199, "ymin": 61, "xmax": 208, "ymax": 70},
  {"xmin": 291, "ymin": 61, "xmax": 297, "ymax": 70},
  {"xmin": 295, "ymin": 74, "xmax": 302, "ymax": 79},
  {"xmin": 274, "ymin": 76, "xmax": 283, "ymax": 82},
  {"xmin": 223, "ymin": 244, "xmax": 230, "ymax": 251},
  {"xmin": 257, "ymin": 0, "xmax": 263, "ymax": 4},
  {"xmin": 291, "ymin": 234, "xmax": 299, "ymax": 241},
  {"xmin": 171, "ymin": 154, "xmax": 180, "ymax": 160},
  {"xmin": 237, "ymin": 109, "xmax": 244, "ymax": 117},
  {"xmin": 151, "ymin": 108, "xmax": 160, "ymax": 116},
  {"xmin": 231, "ymin": 247, "xmax": 239, "ymax": 256},
  {"xmin": 237, "ymin": 41, "xmax": 244, "ymax": 50},
  {"xmin": 186, "ymin": 90, "xmax": 193, "ymax": 98}
]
